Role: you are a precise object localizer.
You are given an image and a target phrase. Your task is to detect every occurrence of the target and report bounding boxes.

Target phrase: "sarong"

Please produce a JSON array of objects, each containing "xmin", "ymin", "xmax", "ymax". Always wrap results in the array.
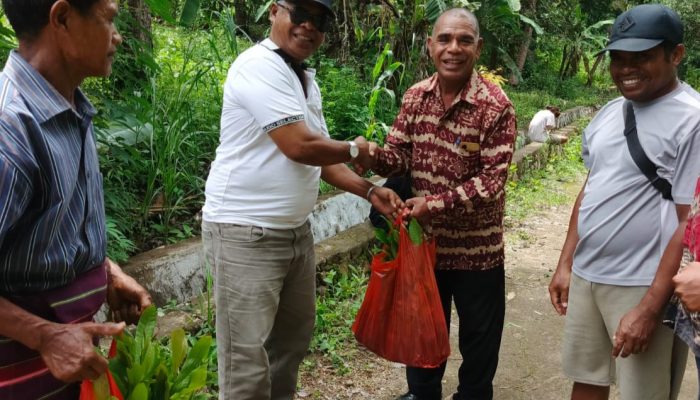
[{"xmin": 0, "ymin": 262, "xmax": 108, "ymax": 399}]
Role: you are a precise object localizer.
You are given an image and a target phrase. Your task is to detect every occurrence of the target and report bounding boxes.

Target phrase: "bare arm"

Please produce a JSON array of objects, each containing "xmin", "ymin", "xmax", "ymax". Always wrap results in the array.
[
  {"xmin": 0, "ymin": 296, "xmax": 124, "ymax": 382},
  {"xmin": 548, "ymin": 175, "xmax": 587, "ymax": 316},
  {"xmin": 268, "ymin": 122, "xmax": 373, "ymax": 167}
]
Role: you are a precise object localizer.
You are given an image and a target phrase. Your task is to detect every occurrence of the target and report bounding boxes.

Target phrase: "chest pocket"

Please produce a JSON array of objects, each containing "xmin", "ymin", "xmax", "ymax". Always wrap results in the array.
[{"xmin": 456, "ymin": 139, "xmax": 481, "ymax": 179}]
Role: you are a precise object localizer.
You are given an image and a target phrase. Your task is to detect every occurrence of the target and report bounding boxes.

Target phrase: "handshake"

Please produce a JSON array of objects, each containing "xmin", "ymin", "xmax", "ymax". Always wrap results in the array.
[{"xmin": 350, "ymin": 136, "xmax": 380, "ymax": 175}]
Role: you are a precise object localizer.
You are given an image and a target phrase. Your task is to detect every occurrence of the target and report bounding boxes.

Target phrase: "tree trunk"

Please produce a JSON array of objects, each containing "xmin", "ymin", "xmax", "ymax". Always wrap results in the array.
[
  {"xmin": 126, "ymin": 0, "xmax": 152, "ymax": 50},
  {"xmin": 233, "ymin": 0, "xmax": 250, "ymax": 38},
  {"xmin": 559, "ymin": 45, "xmax": 569, "ymax": 78},
  {"xmin": 508, "ymin": 0, "xmax": 536, "ymax": 85},
  {"xmin": 586, "ymin": 53, "xmax": 605, "ymax": 86},
  {"xmin": 508, "ymin": 25, "xmax": 532, "ymax": 85}
]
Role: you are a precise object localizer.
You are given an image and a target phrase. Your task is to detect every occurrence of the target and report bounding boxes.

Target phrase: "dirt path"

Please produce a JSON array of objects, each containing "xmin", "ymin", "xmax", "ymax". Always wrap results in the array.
[{"xmin": 296, "ymin": 175, "xmax": 698, "ymax": 399}]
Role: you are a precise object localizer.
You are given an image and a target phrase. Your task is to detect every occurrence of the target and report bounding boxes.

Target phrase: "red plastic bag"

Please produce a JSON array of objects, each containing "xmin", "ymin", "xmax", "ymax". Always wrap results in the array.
[
  {"xmin": 79, "ymin": 340, "xmax": 123, "ymax": 400},
  {"xmin": 352, "ymin": 218, "xmax": 450, "ymax": 368}
]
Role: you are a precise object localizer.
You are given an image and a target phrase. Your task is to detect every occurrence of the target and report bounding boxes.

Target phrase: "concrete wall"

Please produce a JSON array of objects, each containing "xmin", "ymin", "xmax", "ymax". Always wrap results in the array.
[{"xmin": 123, "ymin": 177, "xmax": 386, "ymax": 305}]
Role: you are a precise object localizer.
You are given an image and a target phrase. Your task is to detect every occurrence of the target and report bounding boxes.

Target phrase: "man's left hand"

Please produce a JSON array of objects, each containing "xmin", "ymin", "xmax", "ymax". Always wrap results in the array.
[
  {"xmin": 406, "ymin": 197, "xmax": 431, "ymax": 226},
  {"xmin": 369, "ymin": 187, "xmax": 404, "ymax": 220},
  {"xmin": 612, "ymin": 305, "xmax": 658, "ymax": 358},
  {"xmin": 105, "ymin": 259, "xmax": 152, "ymax": 325}
]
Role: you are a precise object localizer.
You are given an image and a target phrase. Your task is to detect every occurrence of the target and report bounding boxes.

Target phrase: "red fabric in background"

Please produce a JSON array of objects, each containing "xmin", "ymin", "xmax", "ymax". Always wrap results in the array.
[{"xmin": 352, "ymin": 222, "xmax": 450, "ymax": 368}]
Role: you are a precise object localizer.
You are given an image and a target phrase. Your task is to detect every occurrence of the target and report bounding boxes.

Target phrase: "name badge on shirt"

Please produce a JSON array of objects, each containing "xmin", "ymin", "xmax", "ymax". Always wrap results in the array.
[{"xmin": 460, "ymin": 142, "xmax": 480, "ymax": 153}]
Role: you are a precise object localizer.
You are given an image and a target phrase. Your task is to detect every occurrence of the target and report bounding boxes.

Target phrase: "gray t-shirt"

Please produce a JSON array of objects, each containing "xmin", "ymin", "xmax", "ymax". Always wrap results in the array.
[{"xmin": 574, "ymin": 82, "xmax": 700, "ymax": 286}]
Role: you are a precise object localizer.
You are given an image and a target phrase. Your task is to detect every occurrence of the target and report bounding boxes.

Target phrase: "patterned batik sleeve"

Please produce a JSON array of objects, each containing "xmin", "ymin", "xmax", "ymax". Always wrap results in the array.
[{"xmin": 425, "ymin": 103, "xmax": 517, "ymax": 215}]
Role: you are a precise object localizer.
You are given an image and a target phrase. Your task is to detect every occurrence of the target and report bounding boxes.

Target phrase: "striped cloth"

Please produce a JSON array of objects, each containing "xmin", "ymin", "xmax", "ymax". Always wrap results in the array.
[
  {"xmin": 0, "ymin": 262, "xmax": 108, "ymax": 399},
  {"xmin": 0, "ymin": 50, "xmax": 107, "ymax": 295},
  {"xmin": 374, "ymin": 71, "xmax": 517, "ymax": 271}
]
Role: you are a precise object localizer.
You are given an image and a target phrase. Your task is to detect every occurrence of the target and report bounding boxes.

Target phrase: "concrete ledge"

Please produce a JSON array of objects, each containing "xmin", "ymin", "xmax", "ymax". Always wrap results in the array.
[
  {"xmin": 123, "ymin": 177, "xmax": 384, "ymax": 306},
  {"xmin": 124, "ymin": 237, "xmax": 204, "ymax": 306},
  {"xmin": 510, "ymin": 106, "xmax": 595, "ymax": 181},
  {"xmin": 309, "ymin": 175, "xmax": 385, "ymax": 243}
]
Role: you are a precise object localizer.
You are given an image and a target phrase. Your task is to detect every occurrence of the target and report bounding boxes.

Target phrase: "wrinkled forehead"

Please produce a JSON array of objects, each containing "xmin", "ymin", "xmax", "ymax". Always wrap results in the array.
[
  {"xmin": 432, "ymin": 13, "xmax": 479, "ymax": 37},
  {"xmin": 433, "ymin": 16, "xmax": 478, "ymax": 37}
]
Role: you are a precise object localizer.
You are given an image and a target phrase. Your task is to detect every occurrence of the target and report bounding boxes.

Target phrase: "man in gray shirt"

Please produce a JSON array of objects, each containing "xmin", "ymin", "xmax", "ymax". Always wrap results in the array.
[{"xmin": 548, "ymin": 4, "xmax": 700, "ymax": 400}]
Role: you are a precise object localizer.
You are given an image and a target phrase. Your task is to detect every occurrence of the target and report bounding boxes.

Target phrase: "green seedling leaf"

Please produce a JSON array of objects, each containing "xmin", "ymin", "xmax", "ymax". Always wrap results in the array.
[
  {"xmin": 134, "ymin": 305, "xmax": 157, "ymax": 363},
  {"xmin": 374, "ymin": 227, "xmax": 389, "ymax": 245},
  {"xmin": 93, "ymin": 373, "xmax": 111, "ymax": 400},
  {"xmin": 141, "ymin": 341, "xmax": 158, "ymax": 380},
  {"xmin": 108, "ymin": 358, "xmax": 128, "ymax": 395},
  {"xmin": 128, "ymin": 382, "xmax": 149, "ymax": 400},
  {"xmin": 151, "ymin": 364, "xmax": 170, "ymax": 400},
  {"xmin": 170, "ymin": 328, "xmax": 187, "ymax": 374},
  {"xmin": 172, "ymin": 335, "xmax": 212, "ymax": 393},
  {"xmin": 408, "ymin": 218, "xmax": 424, "ymax": 245},
  {"xmin": 127, "ymin": 364, "xmax": 145, "ymax": 389}
]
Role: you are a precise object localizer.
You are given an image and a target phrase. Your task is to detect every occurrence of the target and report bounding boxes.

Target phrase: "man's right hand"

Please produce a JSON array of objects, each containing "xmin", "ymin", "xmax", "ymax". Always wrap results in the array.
[
  {"xmin": 37, "ymin": 321, "xmax": 125, "ymax": 382},
  {"xmin": 548, "ymin": 265, "xmax": 571, "ymax": 316},
  {"xmin": 674, "ymin": 262, "xmax": 700, "ymax": 312},
  {"xmin": 352, "ymin": 136, "xmax": 379, "ymax": 175}
]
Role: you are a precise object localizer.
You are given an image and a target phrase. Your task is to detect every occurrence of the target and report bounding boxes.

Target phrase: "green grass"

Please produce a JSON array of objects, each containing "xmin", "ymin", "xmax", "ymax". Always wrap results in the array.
[
  {"xmin": 505, "ymin": 120, "xmax": 589, "ymax": 227},
  {"xmin": 308, "ymin": 264, "xmax": 369, "ymax": 373}
]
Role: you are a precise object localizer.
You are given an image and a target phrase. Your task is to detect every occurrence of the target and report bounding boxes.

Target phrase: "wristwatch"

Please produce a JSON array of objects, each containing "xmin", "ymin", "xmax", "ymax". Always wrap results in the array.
[{"xmin": 348, "ymin": 140, "xmax": 359, "ymax": 160}]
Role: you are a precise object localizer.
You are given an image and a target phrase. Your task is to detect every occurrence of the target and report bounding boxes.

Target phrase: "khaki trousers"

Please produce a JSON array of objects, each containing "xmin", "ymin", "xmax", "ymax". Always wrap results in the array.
[{"xmin": 202, "ymin": 221, "xmax": 316, "ymax": 400}]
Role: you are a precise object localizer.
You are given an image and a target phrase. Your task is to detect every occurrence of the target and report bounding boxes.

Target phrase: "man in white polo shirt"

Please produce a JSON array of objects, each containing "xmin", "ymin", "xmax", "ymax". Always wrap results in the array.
[
  {"xmin": 548, "ymin": 4, "xmax": 700, "ymax": 400},
  {"xmin": 201, "ymin": 1, "xmax": 403, "ymax": 399}
]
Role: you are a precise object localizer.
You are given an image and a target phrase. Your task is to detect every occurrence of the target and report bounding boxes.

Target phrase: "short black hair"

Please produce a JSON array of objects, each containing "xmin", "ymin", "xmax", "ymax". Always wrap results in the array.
[
  {"xmin": 661, "ymin": 40, "xmax": 680, "ymax": 60},
  {"xmin": 1, "ymin": 0, "xmax": 99, "ymax": 40}
]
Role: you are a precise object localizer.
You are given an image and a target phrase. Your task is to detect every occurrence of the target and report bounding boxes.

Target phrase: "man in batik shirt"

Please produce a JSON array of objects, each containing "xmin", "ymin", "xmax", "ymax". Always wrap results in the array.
[{"xmin": 356, "ymin": 8, "xmax": 517, "ymax": 400}]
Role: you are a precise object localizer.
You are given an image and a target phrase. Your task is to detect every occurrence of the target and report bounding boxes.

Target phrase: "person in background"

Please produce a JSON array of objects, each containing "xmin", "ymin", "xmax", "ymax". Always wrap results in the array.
[
  {"xmin": 201, "ymin": 1, "xmax": 403, "ymax": 399},
  {"xmin": 527, "ymin": 105, "xmax": 562, "ymax": 143},
  {"xmin": 548, "ymin": 4, "xmax": 700, "ymax": 400},
  {"xmin": 0, "ymin": 0, "xmax": 153, "ymax": 399},
  {"xmin": 355, "ymin": 8, "xmax": 517, "ymax": 400}
]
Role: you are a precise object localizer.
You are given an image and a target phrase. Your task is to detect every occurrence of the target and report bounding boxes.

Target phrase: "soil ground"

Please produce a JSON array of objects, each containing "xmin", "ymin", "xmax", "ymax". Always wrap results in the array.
[{"xmin": 295, "ymin": 175, "xmax": 699, "ymax": 400}]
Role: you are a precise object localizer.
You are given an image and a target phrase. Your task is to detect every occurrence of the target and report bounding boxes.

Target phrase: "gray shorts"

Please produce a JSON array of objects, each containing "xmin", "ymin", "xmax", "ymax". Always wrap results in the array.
[{"xmin": 562, "ymin": 273, "xmax": 687, "ymax": 400}]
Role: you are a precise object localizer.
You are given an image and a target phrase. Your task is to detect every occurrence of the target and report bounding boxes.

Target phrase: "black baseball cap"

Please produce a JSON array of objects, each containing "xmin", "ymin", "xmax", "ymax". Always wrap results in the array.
[
  {"xmin": 290, "ymin": 0, "xmax": 334, "ymax": 16},
  {"xmin": 599, "ymin": 4, "xmax": 683, "ymax": 53}
]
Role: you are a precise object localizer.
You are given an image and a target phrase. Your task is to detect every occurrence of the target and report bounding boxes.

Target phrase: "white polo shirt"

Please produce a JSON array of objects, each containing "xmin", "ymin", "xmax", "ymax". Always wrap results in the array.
[{"xmin": 202, "ymin": 39, "xmax": 330, "ymax": 229}]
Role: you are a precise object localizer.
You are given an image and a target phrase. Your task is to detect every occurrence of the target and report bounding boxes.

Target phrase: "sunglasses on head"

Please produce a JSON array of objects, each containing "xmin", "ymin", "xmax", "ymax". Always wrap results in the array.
[{"xmin": 277, "ymin": 2, "xmax": 332, "ymax": 33}]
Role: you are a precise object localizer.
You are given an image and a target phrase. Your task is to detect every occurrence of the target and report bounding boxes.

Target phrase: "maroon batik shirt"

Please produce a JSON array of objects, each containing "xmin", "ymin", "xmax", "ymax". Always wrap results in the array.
[{"xmin": 375, "ymin": 71, "xmax": 517, "ymax": 271}]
